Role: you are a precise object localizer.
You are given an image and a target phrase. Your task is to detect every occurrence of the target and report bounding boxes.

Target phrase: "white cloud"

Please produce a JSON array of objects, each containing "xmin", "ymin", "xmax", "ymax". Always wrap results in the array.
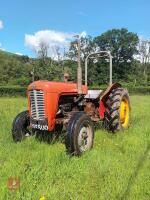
[
  {"xmin": 25, "ymin": 30, "xmax": 75, "ymax": 57},
  {"xmin": 0, "ymin": 20, "xmax": 3, "ymax": 29},
  {"xmin": 80, "ymin": 31, "xmax": 86, "ymax": 38},
  {"xmin": 0, "ymin": 48, "xmax": 5, "ymax": 51},
  {"xmin": 0, "ymin": 43, "xmax": 5, "ymax": 51},
  {"xmin": 15, "ymin": 52, "xmax": 23, "ymax": 56},
  {"xmin": 0, "ymin": 21, "xmax": 4, "ymax": 50}
]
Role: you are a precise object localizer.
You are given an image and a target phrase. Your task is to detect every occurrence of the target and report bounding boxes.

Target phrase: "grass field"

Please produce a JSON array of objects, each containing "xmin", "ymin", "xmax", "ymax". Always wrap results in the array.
[{"xmin": 0, "ymin": 95, "xmax": 150, "ymax": 200}]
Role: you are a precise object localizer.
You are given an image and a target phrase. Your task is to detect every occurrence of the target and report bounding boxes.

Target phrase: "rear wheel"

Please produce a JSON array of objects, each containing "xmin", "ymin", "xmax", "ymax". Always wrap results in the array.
[
  {"xmin": 104, "ymin": 87, "xmax": 131, "ymax": 132},
  {"xmin": 12, "ymin": 110, "xmax": 31, "ymax": 142},
  {"xmin": 65, "ymin": 112, "xmax": 94, "ymax": 156}
]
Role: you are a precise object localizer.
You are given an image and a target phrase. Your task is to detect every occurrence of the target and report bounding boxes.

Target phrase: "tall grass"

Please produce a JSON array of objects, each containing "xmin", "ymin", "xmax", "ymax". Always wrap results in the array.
[{"xmin": 0, "ymin": 96, "xmax": 150, "ymax": 200}]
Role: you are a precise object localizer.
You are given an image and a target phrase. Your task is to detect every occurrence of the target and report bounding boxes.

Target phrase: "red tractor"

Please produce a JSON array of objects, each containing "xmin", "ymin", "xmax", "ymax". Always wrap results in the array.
[{"xmin": 12, "ymin": 50, "xmax": 131, "ymax": 156}]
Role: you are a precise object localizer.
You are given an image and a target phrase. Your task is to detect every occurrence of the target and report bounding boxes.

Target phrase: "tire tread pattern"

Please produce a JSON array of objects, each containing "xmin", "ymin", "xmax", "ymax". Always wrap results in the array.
[
  {"xmin": 65, "ymin": 112, "xmax": 94, "ymax": 156},
  {"xmin": 104, "ymin": 87, "xmax": 130, "ymax": 132},
  {"xmin": 12, "ymin": 110, "xmax": 30, "ymax": 142}
]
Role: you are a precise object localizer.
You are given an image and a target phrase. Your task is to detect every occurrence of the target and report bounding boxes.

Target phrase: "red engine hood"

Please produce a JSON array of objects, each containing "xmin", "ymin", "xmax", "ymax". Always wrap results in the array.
[{"xmin": 28, "ymin": 80, "xmax": 88, "ymax": 95}]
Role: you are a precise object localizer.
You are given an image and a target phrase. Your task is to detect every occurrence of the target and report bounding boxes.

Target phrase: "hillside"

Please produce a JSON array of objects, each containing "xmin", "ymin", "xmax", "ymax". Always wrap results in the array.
[{"xmin": 0, "ymin": 50, "xmax": 32, "ymax": 86}]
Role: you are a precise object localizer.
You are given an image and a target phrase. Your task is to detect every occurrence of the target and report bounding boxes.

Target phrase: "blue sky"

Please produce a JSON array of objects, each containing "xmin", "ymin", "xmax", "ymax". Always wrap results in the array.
[{"xmin": 0, "ymin": 0, "xmax": 150, "ymax": 57}]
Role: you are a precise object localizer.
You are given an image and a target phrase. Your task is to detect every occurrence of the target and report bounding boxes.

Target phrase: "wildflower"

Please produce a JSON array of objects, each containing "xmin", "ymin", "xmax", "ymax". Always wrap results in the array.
[{"xmin": 39, "ymin": 196, "xmax": 45, "ymax": 200}]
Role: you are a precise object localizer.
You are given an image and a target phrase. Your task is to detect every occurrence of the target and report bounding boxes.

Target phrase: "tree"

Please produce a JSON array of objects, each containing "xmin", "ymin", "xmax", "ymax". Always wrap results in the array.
[
  {"xmin": 35, "ymin": 41, "xmax": 49, "ymax": 80},
  {"xmin": 67, "ymin": 35, "xmax": 98, "ymax": 85},
  {"xmin": 37, "ymin": 41, "xmax": 49, "ymax": 64},
  {"xmin": 138, "ymin": 39, "xmax": 150, "ymax": 63},
  {"xmin": 94, "ymin": 28, "xmax": 139, "ymax": 81},
  {"xmin": 67, "ymin": 35, "xmax": 96, "ymax": 61},
  {"xmin": 33, "ymin": 41, "xmax": 65, "ymax": 81},
  {"xmin": 138, "ymin": 39, "xmax": 150, "ymax": 83}
]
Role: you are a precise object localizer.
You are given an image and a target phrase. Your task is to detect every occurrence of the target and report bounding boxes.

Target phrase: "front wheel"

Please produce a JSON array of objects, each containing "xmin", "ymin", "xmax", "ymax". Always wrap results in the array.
[
  {"xmin": 12, "ymin": 110, "xmax": 31, "ymax": 142},
  {"xmin": 65, "ymin": 112, "xmax": 94, "ymax": 156}
]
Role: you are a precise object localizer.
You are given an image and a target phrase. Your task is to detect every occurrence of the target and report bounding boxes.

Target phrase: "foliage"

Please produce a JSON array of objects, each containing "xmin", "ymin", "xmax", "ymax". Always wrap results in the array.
[
  {"xmin": 0, "ymin": 28, "xmax": 150, "ymax": 87},
  {"xmin": 94, "ymin": 28, "xmax": 139, "ymax": 81},
  {"xmin": 0, "ymin": 86, "xmax": 26, "ymax": 96},
  {"xmin": 0, "ymin": 50, "xmax": 32, "ymax": 85},
  {"xmin": 67, "ymin": 35, "xmax": 96, "ymax": 61}
]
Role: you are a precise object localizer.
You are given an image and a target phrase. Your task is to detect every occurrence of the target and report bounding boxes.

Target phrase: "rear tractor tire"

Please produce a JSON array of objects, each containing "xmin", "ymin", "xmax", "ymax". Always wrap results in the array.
[
  {"xmin": 65, "ymin": 112, "xmax": 94, "ymax": 156},
  {"xmin": 12, "ymin": 110, "xmax": 31, "ymax": 142},
  {"xmin": 104, "ymin": 87, "xmax": 131, "ymax": 132}
]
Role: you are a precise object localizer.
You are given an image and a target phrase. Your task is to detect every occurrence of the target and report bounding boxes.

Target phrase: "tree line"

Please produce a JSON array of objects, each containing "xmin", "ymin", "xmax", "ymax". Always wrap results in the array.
[{"xmin": 0, "ymin": 28, "xmax": 150, "ymax": 87}]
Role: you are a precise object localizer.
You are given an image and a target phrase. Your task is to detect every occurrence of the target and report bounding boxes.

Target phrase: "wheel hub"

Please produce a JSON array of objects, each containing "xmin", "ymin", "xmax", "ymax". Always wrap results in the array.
[{"xmin": 78, "ymin": 126, "xmax": 92, "ymax": 152}]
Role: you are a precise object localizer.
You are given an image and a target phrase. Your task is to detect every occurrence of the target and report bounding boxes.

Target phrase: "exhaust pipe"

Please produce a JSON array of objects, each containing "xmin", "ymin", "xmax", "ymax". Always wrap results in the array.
[{"xmin": 77, "ymin": 35, "xmax": 82, "ymax": 94}]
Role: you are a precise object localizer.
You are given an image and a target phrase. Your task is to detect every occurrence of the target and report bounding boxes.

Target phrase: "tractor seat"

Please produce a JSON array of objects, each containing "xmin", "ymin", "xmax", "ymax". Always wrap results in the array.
[{"xmin": 84, "ymin": 90, "xmax": 103, "ymax": 99}]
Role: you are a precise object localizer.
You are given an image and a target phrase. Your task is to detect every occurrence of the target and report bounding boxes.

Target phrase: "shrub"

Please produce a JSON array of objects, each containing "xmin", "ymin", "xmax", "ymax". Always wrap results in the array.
[{"xmin": 0, "ymin": 86, "xmax": 26, "ymax": 96}]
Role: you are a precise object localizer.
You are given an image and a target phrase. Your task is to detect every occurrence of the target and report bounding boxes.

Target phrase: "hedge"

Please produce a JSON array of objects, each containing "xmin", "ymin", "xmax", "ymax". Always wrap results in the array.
[
  {"xmin": 0, "ymin": 85, "xmax": 150, "ymax": 97},
  {"xmin": 127, "ymin": 86, "xmax": 150, "ymax": 94},
  {"xmin": 0, "ymin": 86, "xmax": 26, "ymax": 96}
]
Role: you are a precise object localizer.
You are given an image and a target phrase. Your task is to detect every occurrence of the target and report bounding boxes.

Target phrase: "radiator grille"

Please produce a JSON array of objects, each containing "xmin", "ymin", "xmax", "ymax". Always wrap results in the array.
[{"xmin": 29, "ymin": 90, "xmax": 45, "ymax": 120}]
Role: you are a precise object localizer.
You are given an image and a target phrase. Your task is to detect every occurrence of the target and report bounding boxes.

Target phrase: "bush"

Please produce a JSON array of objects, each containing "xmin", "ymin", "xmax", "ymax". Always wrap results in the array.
[
  {"xmin": 0, "ymin": 86, "xmax": 26, "ymax": 96},
  {"xmin": 9, "ymin": 77, "xmax": 30, "ymax": 87},
  {"xmin": 127, "ymin": 86, "xmax": 150, "ymax": 94},
  {"xmin": 90, "ymin": 85, "xmax": 150, "ymax": 94}
]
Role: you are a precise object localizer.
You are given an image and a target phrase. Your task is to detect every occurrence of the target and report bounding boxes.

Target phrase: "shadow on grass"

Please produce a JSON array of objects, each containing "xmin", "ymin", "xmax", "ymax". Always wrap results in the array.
[
  {"xmin": 35, "ymin": 121, "xmax": 105, "ymax": 145},
  {"xmin": 35, "ymin": 124, "xmax": 64, "ymax": 144},
  {"xmin": 120, "ymin": 144, "xmax": 150, "ymax": 200}
]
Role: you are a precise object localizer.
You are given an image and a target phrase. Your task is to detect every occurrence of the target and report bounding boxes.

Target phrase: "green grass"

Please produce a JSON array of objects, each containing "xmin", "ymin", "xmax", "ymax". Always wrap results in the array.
[{"xmin": 0, "ymin": 96, "xmax": 150, "ymax": 200}]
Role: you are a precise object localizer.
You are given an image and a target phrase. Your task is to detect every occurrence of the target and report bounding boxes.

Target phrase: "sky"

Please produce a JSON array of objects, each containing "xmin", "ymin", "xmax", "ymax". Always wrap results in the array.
[{"xmin": 0, "ymin": 0, "xmax": 150, "ymax": 57}]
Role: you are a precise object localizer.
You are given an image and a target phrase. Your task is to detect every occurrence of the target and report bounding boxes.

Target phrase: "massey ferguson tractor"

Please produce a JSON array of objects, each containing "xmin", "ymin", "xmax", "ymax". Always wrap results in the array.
[{"xmin": 12, "ymin": 43, "xmax": 131, "ymax": 156}]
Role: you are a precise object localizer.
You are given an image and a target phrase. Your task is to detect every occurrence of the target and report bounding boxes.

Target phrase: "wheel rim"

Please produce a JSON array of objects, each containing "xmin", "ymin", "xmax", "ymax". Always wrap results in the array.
[
  {"xmin": 120, "ymin": 96, "xmax": 130, "ymax": 128},
  {"xmin": 78, "ymin": 125, "xmax": 92, "ymax": 152}
]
